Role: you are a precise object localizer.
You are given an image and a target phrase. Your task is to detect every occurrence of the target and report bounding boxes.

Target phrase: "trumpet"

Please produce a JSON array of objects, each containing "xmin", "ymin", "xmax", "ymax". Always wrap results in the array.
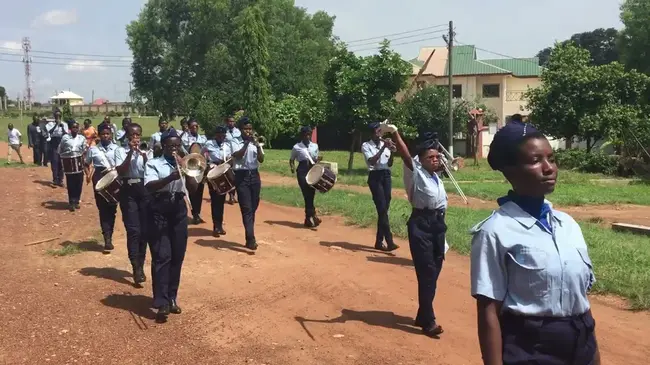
[
  {"xmin": 383, "ymin": 138, "xmax": 397, "ymax": 152},
  {"xmin": 139, "ymin": 141, "xmax": 149, "ymax": 151},
  {"xmin": 437, "ymin": 144, "xmax": 468, "ymax": 204},
  {"xmin": 252, "ymin": 132, "xmax": 266, "ymax": 147}
]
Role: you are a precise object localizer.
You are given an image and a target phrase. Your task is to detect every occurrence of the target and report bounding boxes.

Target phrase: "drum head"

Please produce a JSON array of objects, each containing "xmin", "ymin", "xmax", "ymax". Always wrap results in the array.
[
  {"xmin": 96, "ymin": 169, "xmax": 118, "ymax": 190},
  {"xmin": 208, "ymin": 163, "xmax": 230, "ymax": 178},
  {"xmin": 189, "ymin": 142, "xmax": 202, "ymax": 154},
  {"xmin": 305, "ymin": 164, "xmax": 324, "ymax": 185}
]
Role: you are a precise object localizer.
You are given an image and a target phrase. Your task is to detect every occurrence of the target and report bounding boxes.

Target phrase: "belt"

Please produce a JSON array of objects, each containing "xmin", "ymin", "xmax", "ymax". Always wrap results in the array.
[
  {"xmin": 412, "ymin": 207, "xmax": 445, "ymax": 217},
  {"xmin": 233, "ymin": 169, "xmax": 259, "ymax": 174},
  {"xmin": 124, "ymin": 178, "xmax": 142, "ymax": 184}
]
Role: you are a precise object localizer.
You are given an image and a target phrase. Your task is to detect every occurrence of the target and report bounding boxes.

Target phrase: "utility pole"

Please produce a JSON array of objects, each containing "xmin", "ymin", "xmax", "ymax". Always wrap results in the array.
[
  {"xmin": 22, "ymin": 37, "xmax": 32, "ymax": 110},
  {"xmin": 445, "ymin": 21, "xmax": 455, "ymax": 157}
]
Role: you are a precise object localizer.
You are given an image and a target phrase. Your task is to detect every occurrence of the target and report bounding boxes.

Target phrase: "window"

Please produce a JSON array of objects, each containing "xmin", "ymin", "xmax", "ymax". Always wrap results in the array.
[
  {"xmin": 482, "ymin": 84, "xmax": 500, "ymax": 98},
  {"xmin": 452, "ymin": 84, "xmax": 462, "ymax": 98}
]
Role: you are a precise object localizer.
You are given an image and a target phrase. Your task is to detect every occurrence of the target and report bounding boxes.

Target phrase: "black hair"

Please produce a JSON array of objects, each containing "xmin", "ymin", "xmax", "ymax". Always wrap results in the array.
[
  {"xmin": 239, "ymin": 116, "xmax": 252, "ymax": 128},
  {"xmin": 84, "ymin": 118, "xmax": 91, "ymax": 124},
  {"xmin": 180, "ymin": 118, "xmax": 188, "ymax": 125},
  {"xmin": 510, "ymin": 114, "xmax": 523, "ymax": 122},
  {"xmin": 127, "ymin": 123, "xmax": 142, "ymax": 135},
  {"xmin": 69, "ymin": 121, "xmax": 79, "ymax": 128},
  {"xmin": 158, "ymin": 117, "xmax": 167, "ymax": 125},
  {"xmin": 415, "ymin": 139, "xmax": 441, "ymax": 158},
  {"xmin": 188, "ymin": 119, "xmax": 199, "ymax": 126}
]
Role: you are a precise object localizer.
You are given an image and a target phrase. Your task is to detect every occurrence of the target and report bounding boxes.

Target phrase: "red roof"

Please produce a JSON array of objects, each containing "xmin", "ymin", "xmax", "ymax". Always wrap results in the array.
[{"xmin": 93, "ymin": 98, "xmax": 109, "ymax": 105}]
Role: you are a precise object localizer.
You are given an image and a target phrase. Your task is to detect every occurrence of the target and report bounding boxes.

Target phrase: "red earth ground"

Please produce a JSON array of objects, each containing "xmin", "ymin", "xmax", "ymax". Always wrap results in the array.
[{"xmin": 1, "ymin": 143, "xmax": 649, "ymax": 364}]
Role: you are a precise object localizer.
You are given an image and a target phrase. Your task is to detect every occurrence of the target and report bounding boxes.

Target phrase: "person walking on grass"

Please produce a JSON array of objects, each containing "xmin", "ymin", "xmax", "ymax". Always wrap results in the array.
[{"xmin": 7, "ymin": 123, "xmax": 25, "ymax": 164}]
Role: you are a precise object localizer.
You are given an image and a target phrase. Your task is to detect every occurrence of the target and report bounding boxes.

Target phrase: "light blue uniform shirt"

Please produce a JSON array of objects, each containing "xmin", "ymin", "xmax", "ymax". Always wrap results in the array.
[
  {"xmin": 290, "ymin": 141, "xmax": 319, "ymax": 163},
  {"xmin": 181, "ymin": 133, "xmax": 208, "ymax": 154},
  {"xmin": 57, "ymin": 134, "xmax": 87, "ymax": 157},
  {"xmin": 144, "ymin": 157, "xmax": 185, "ymax": 193},
  {"xmin": 225, "ymin": 126, "xmax": 242, "ymax": 142},
  {"xmin": 229, "ymin": 139, "xmax": 264, "ymax": 171},
  {"xmin": 470, "ymin": 201, "xmax": 596, "ymax": 317},
  {"xmin": 150, "ymin": 131, "xmax": 163, "ymax": 148},
  {"xmin": 115, "ymin": 129, "xmax": 129, "ymax": 147},
  {"xmin": 202, "ymin": 139, "xmax": 231, "ymax": 164},
  {"xmin": 46, "ymin": 121, "xmax": 69, "ymax": 138},
  {"xmin": 114, "ymin": 146, "xmax": 153, "ymax": 179},
  {"xmin": 404, "ymin": 158, "xmax": 448, "ymax": 210},
  {"xmin": 85, "ymin": 143, "xmax": 118, "ymax": 168},
  {"xmin": 361, "ymin": 140, "xmax": 392, "ymax": 171}
]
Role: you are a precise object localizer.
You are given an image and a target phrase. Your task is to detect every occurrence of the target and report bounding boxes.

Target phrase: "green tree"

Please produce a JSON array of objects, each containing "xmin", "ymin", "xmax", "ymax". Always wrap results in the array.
[
  {"xmin": 620, "ymin": 0, "xmax": 650, "ymax": 74},
  {"xmin": 235, "ymin": 4, "xmax": 273, "ymax": 143},
  {"xmin": 325, "ymin": 41, "xmax": 410, "ymax": 171},
  {"xmin": 537, "ymin": 28, "xmax": 619, "ymax": 66},
  {"xmin": 526, "ymin": 43, "xmax": 650, "ymax": 151},
  {"xmin": 62, "ymin": 103, "xmax": 73, "ymax": 121}
]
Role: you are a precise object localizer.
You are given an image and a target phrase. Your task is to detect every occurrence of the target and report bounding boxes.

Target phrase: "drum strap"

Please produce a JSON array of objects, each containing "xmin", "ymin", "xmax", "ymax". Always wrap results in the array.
[{"xmin": 302, "ymin": 146, "xmax": 315, "ymax": 165}]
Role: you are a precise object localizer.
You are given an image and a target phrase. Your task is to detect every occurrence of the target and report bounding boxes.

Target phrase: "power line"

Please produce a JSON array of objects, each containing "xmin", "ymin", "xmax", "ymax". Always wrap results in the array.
[
  {"xmin": 349, "ymin": 35, "xmax": 444, "ymax": 53},
  {"xmin": 347, "ymin": 29, "xmax": 447, "ymax": 48},
  {"xmin": 455, "ymin": 39, "xmax": 541, "ymax": 66},
  {"xmin": 345, "ymin": 23, "xmax": 447, "ymax": 44},
  {"xmin": 0, "ymin": 58, "xmax": 131, "ymax": 68},
  {"xmin": 0, "ymin": 46, "xmax": 129, "ymax": 58},
  {"xmin": 0, "ymin": 51, "xmax": 132, "ymax": 63}
]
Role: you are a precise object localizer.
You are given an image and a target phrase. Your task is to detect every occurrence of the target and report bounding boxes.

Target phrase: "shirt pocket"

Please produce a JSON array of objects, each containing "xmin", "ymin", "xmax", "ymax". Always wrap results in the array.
[
  {"xmin": 506, "ymin": 247, "xmax": 550, "ymax": 298},
  {"xmin": 576, "ymin": 247, "xmax": 595, "ymax": 291}
]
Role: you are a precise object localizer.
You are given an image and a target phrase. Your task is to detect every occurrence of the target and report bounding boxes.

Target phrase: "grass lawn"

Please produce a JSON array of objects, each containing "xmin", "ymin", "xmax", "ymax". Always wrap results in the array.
[
  {"xmin": 0, "ymin": 159, "xmax": 37, "ymax": 168},
  {"xmin": 260, "ymin": 149, "xmax": 650, "ymax": 206},
  {"xmin": 261, "ymin": 185, "xmax": 650, "ymax": 309}
]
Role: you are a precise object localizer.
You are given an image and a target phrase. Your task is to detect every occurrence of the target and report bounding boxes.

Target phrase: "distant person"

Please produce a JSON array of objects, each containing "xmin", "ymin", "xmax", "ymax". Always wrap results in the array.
[
  {"xmin": 223, "ymin": 116, "xmax": 241, "ymax": 204},
  {"xmin": 46, "ymin": 109, "xmax": 69, "ymax": 186},
  {"xmin": 27, "ymin": 116, "xmax": 43, "ymax": 165},
  {"xmin": 58, "ymin": 121, "xmax": 87, "ymax": 211},
  {"xmin": 289, "ymin": 126, "xmax": 322, "ymax": 227},
  {"xmin": 115, "ymin": 117, "xmax": 131, "ymax": 148},
  {"xmin": 39, "ymin": 117, "xmax": 49, "ymax": 166},
  {"xmin": 149, "ymin": 117, "xmax": 169, "ymax": 151},
  {"xmin": 6, "ymin": 123, "xmax": 24, "ymax": 164},
  {"xmin": 82, "ymin": 119, "xmax": 97, "ymax": 147},
  {"xmin": 470, "ymin": 120, "xmax": 600, "ymax": 364}
]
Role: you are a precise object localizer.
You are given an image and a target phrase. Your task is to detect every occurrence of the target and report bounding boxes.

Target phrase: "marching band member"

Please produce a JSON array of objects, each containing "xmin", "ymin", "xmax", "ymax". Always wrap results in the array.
[
  {"xmin": 85, "ymin": 124, "xmax": 119, "ymax": 251},
  {"xmin": 179, "ymin": 118, "xmax": 189, "ymax": 139},
  {"xmin": 289, "ymin": 126, "xmax": 322, "ymax": 227},
  {"xmin": 115, "ymin": 117, "xmax": 131, "ymax": 148},
  {"xmin": 114, "ymin": 123, "xmax": 153, "ymax": 286},
  {"xmin": 361, "ymin": 122, "xmax": 398, "ymax": 251},
  {"xmin": 228, "ymin": 117, "xmax": 264, "ymax": 250},
  {"xmin": 144, "ymin": 128, "xmax": 188, "ymax": 323},
  {"xmin": 470, "ymin": 120, "xmax": 600, "ymax": 365},
  {"xmin": 224, "ymin": 116, "xmax": 241, "ymax": 205},
  {"xmin": 181, "ymin": 119, "xmax": 208, "ymax": 224},
  {"xmin": 202, "ymin": 126, "xmax": 230, "ymax": 237},
  {"xmin": 149, "ymin": 117, "xmax": 169, "ymax": 152},
  {"xmin": 46, "ymin": 109, "xmax": 69, "ymax": 187},
  {"xmin": 57, "ymin": 121, "xmax": 88, "ymax": 212},
  {"xmin": 385, "ymin": 123, "xmax": 447, "ymax": 338}
]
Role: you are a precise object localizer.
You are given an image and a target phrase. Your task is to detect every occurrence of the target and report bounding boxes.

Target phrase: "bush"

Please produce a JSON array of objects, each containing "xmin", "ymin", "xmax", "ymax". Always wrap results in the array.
[
  {"xmin": 86, "ymin": 110, "xmax": 97, "ymax": 118},
  {"xmin": 555, "ymin": 148, "xmax": 619, "ymax": 175}
]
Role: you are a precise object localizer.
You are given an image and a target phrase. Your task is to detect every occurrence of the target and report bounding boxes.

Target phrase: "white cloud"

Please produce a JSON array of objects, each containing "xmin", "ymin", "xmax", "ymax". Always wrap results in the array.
[
  {"xmin": 1, "ymin": 41, "xmax": 22, "ymax": 54},
  {"xmin": 65, "ymin": 60, "xmax": 106, "ymax": 72},
  {"xmin": 32, "ymin": 9, "xmax": 78, "ymax": 27}
]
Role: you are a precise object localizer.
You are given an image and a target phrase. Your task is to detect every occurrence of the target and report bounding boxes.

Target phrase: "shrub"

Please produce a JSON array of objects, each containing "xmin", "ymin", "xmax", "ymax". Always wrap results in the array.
[{"xmin": 555, "ymin": 148, "xmax": 619, "ymax": 175}]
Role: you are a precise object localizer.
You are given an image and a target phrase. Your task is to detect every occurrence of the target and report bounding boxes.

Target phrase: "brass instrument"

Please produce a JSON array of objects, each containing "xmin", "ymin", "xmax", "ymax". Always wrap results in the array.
[
  {"xmin": 139, "ymin": 141, "xmax": 149, "ymax": 151},
  {"xmin": 173, "ymin": 152, "xmax": 193, "ymax": 210},
  {"xmin": 252, "ymin": 132, "xmax": 266, "ymax": 147},
  {"xmin": 383, "ymin": 138, "xmax": 397, "ymax": 152},
  {"xmin": 179, "ymin": 152, "xmax": 207, "ymax": 185}
]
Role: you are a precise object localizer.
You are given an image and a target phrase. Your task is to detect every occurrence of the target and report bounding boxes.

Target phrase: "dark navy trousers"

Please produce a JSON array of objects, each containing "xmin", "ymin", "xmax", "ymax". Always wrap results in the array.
[
  {"xmin": 368, "ymin": 169, "xmax": 394, "ymax": 245},
  {"xmin": 65, "ymin": 173, "xmax": 83, "ymax": 205},
  {"xmin": 208, "ymin": 184, "xmax": 226, "ymax": 230},
  {"xmin": 234, "ymin": 169, "xmax": 261, "ymax": 243},
  {"xmin": 119, "ymin": 181, "xmax": 150, "ymax": 263},
  {"xmin": 150, "ymin": 193, "xmax": 188, "ymax": 309},
  {"xmin": 501, "ymin": 310, "xmax": 597, "ymax": 365},
  {"xmin": 92, "ymin": 167, "xmax": 118, "ymax": 240},
  {"xmin": 189, "ymin": 182, "xmax": 205, "ymax": 217},
  {"xmin": 49, "ymin": 137, "xmax": 64, "ymax": 184},
  {"xmin": 407, "ymin": 208, "xmax": 446, "ymax": 328},
  {"xmin": 297, "ymin": 161, "xmax": 316, "ymax": 218}
]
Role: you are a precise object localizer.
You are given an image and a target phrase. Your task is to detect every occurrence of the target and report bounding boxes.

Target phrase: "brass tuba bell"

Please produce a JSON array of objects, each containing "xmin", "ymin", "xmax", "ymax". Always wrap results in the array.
[{"xmin": 179, "ymin": 152, "xmax": 207, "ymax": 183}]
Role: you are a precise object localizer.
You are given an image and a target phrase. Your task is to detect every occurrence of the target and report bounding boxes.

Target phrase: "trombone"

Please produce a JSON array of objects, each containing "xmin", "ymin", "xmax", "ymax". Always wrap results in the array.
[
  {"xmin": 438, "ymin": 144, "xmax": 468, "ymax": 204},
  {"xmin": 173, "ymin": 152, "xmax": 193, "ymax": 211}
]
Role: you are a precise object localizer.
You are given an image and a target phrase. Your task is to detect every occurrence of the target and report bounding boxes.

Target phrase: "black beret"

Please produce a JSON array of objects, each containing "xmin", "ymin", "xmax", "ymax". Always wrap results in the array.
[
  {"xmin": 161, "ymin": 127, "xmax": 180, "ymax": 143},
  {"xmin": 97, "ymin": 123, "xmax": 112, "ymax": 133},
  {"xmin": 300, "ymin": 126, "xmax": 312, "ymax": 134},
  {"xmin": 487, "ymin": 121, "xmax": 540, "ymax": 171},
  {"xmin": 215, "ymin": 125, "xmax": 227, "ymax": 134},
  {"xmin": 368, "ymin": 122, "xmax": 380, "ymax": 130}
]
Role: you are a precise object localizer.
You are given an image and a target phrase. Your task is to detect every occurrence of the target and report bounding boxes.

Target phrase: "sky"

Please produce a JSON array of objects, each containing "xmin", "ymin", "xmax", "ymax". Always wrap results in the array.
[{"xmin": 0, "ymin": 0, "xmax": 624, "ymax": 103}]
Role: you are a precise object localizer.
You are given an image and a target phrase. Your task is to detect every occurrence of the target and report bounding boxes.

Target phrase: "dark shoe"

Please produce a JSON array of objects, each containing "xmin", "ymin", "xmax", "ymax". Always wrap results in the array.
[
  {"xmin": 75, "ymin": 203, "xmax": 81, "ymax": 209},
  {"xmin": 304, "ymin": 218, "xmax": 315, "ymax": 228},
  {"xmin": 68, "ymin": 204, "xmax": 75, "ymax": 212},
  {"xmin": 228, "ymin": 197, "xmax": 235, "ymax": 205},
  {"xmin": 212, "ymin": 229, "xmax": 220, "ymax": 238},
  {"xmin": 246, "ymin": 240, "xmax": 258, "ymax": 251},
  {"xmin": 386, "ymin": 243, "xmax": 400, "ymax": 251},
  {"xmin": 132, "ymin": 261, "xmax": 146, "ymax": 285},
  {"xmin": 156, "ymin": 305, "xmax": 170, "ymax": 323},
  {"xmin": 191, "ymin": 216, "xmax": 200, "ymax": 225},
  {"xmin": 313, "ymin": 216, "xmax": 322, "ymax": 227},
  {"xmin": 374, "ymin": 242, "xmax": 385, "ymax": 251},
  {"xmin": 170, "ymin": 300, "xmax": 182, "ymax": 314},
  {"xmin": 104, "ymin": 238, "xmax": 114, "ymax": 251},
  {"xmin": 422, "ymin": 324, "xmax": 444, "ymax": 337},
  {"xmin": 216, "ymin": 228, "xmax": 226, "ymax": 235}
]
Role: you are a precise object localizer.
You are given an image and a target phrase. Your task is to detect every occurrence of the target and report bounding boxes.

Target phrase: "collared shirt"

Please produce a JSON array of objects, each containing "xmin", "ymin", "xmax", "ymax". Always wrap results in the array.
[
  {"xmin": 228, "ymin": 139, "xmax": 263, "ymax": 170},
  {"xmin": 290, "ymin": 141, "xmax": 319, "ymax": 163},
  {"xmin": 469, "ymin": 201, "xmax": 596, "ymax": 317},
  {"xmin": 85, "ymin": 142, "xmax": 118, "ymax": 168},
  {"xmin": 8, "ymin": 128, "xmax": 21, "ymax": 145},
  {"xmin": 114, "ymin": 146, "xmax": 153, "ymax": 178},
  {"xmin": 57, "ymin": 134, "xmax": 87, "ymax": 157},
  {"xmin": 202, "ymin": 139, "xmax": 231, "ymax": 164},
  {"xmin": 181, "ymin": 133, "xmax": 208, "ymax": 154},
  {"xmin": 404, "ymin": 157, "xmax": 448, "ymax": 210},
  {"xmin": 225, "ymin": 126, "xmax": 242, "ymax": 143},
  {"xmin": 150, "ymin": 131, "xmax": 164, "ymax": 148},
  {"xmin": 115, "ymin": 129, "xmax": 129, "ymax": 147},
  {"xmin": 144, "ymin": 157, "xmax": 185, "ymax": 193},
  {"xmin": 361, "ymin": 140, "xmax": 392, "ymax": 171},
  {"xmin": 46, "ymin": 121, "xmax": 69, "ymax": 138}
]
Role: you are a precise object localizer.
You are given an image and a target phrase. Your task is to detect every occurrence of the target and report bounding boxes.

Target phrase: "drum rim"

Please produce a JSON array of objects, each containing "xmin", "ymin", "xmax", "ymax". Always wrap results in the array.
[
  {"xmin": 96, "ymin": 170, "xmax": 119, "ymax": 190},
  {"xmin": 208, "ymin": 163, "xmax": 230, "ymax": 177},
  {"xmin": 305, "ymin": 164, "xmax": 324, "ymax": 185}
]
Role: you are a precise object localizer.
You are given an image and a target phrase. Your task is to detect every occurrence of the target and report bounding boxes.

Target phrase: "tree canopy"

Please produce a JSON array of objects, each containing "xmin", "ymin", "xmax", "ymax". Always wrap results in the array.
[
  {"xmin": 536, "ymin": 28, "xmax": 619, "ymax": 66},
  {"xmin": 619, "ymin": 0, "xmax": 650, "ymax": 75}
]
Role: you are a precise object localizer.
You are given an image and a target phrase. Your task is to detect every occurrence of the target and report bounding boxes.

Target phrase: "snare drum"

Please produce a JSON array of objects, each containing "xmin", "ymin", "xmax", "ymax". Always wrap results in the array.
[
  {"xmin": 206, "ymin": 163, "xmax": 236, "ymax": 195},
  {"xmin": 61, "ymin": 154, "xmax": 83, "ymax": 175},
  {"xmin": 95, "ymin": 169, "xmax": 123, "ymax": 204},
  {"xmin": 305, "ymin": 164, "xmax": 337, "ymax": 193}
]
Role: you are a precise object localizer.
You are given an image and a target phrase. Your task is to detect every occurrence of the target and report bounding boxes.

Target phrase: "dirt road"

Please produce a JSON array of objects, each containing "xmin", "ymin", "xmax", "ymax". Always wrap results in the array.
[{"xmin": 0, "ymin": 143, "xmax": 649, "ymax": 364}]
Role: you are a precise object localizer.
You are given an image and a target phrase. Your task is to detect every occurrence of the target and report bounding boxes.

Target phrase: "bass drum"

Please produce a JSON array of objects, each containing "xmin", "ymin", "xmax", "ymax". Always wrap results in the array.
[
  {"xmin": 95, "ymin": 169, "xmax": 123, "ymax": 205},
  {"xmin": 305, "ymin": 164, "xmax": 337, "ymax": 193},
  {"xmin": 206, "ymin": 163, "xmax": 236, "ymax": 195}
]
